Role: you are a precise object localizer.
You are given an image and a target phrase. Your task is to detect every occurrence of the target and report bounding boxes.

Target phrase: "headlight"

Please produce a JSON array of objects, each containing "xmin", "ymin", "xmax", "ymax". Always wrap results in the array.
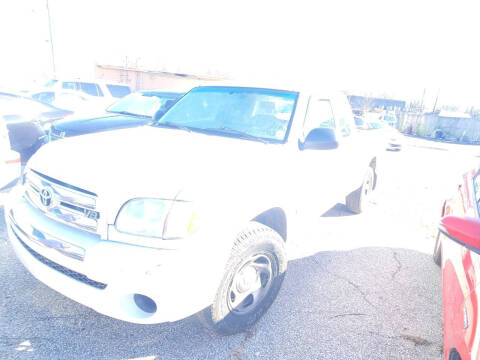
[{"xmin": 115, "ymin": 198, "xmax": 197, "ymax": 239}]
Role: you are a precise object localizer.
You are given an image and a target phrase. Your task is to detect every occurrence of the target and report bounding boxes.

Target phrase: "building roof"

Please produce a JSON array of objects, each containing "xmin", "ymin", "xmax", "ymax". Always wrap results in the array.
[{"xmin": 96, "ymin": 55, "xmax": 230, "ymax": 81}]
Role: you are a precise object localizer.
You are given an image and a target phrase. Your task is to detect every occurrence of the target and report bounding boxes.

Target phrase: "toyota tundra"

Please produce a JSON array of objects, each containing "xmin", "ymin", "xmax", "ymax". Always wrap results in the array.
[{"xmin": 6, "ymin": 84, "xmax": 379, "ymax": 334}]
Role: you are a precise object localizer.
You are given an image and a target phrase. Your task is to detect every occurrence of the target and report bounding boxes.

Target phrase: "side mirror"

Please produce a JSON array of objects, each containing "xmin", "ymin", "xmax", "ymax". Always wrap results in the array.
[
  {"xmin": 300, "ymin": 128, "xmax": 339, "ymax": 150},
  {"xmin": 439, "ymin": 216, "xmax": 480, "ymax": 251}
]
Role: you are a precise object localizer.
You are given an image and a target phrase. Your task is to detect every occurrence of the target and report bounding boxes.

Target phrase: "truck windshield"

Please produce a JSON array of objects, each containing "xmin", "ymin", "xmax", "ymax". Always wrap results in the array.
[
  {"xmin": 155, "ymin": 86, "xmax": 298, "ymax": 143},
  {"xmin": 107, "ymin": 92, "xmax": 181, "ymax": 117}
]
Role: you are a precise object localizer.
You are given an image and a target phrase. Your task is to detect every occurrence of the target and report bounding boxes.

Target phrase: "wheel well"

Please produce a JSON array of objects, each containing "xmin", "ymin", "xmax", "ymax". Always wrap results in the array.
[{"xmin": 252, "ymin": 207, "xmax": 287, "ymax": 241}]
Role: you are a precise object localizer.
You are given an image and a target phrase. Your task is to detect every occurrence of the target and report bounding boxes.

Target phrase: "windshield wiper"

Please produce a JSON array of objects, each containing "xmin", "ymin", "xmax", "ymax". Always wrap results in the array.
[
  {"xmin": 201, "ymin": 127, "xmax": 268, "ymax": 143},
  {"xmin": 153, "ymin": 121, "xmax": 192, "ymax": 132},
  {"xmin": 106, "ymin": 110, "xmax": 149, "ymax": 118}
]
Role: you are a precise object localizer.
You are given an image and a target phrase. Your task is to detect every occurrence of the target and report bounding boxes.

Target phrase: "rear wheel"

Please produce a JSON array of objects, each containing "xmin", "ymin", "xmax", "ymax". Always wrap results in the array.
[
  {"xmin": 449, "ymin": 349, "xmax": 462, "ymax": 360},
  {"xmin": 346, "ymin": 167, "xmax": 375, "ymax": 214},
  {"xmin": 199, "ymin": 222, "xmax": 287, "ymax": 335}
]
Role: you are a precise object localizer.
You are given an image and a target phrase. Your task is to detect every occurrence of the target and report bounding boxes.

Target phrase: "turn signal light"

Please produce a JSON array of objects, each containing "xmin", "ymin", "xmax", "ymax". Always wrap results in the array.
[{"xmin": 5, "ymin": 157, "xmax": 21, "ymax": 164}]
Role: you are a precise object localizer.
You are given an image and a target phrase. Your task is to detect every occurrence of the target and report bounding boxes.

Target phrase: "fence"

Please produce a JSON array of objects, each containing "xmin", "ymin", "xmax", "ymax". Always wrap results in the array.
[{"xmin": 400, "ymin": 112, "xmax": 480, "ymax": 143}]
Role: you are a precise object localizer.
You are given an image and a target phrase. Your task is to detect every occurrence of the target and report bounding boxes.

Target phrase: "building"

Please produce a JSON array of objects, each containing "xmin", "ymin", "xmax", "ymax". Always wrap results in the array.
[
  {"xmin": 94, "ymin": 58, "xmax": 230, "ymax": 92},
  {"xmin": 348, "ymin": 95, "xmax": 406, "ymax": 113}
]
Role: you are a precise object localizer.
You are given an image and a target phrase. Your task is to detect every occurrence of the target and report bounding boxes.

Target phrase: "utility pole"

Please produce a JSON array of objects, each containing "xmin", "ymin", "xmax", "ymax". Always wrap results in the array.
[
  {"xmin": 420, "ymin": 88, "xmax": 426, "ymax": 113},
  {"xmin": 432, "ymin": 89, "xmax": 440, "ymax": 112},
  {"xmin": 46, "ymin": 0, "xmax": 56, "ymax": 77}
]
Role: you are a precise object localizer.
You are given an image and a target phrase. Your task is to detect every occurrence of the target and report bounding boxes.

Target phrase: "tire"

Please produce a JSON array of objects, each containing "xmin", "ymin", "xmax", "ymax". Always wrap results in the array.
[
  {"xmin": 433, "ymin": 231, "xmax": 442, "ymax": 266},
  {"xmin": 449, "ymin": 349, "xmax": 462, "ymax": 360},
  {"xmin": 199, "ymin": 222, "xmax": 287, "ymax": 335},
  {"xmin": 346, "ymin": 167, "xmax": 375, "ymax": 214}
]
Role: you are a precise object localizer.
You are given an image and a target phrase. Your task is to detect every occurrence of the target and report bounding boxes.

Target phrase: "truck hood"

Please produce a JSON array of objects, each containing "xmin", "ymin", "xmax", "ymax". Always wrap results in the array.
[
  {"xmin": 52, "ymin": 114, "xmax": 150, "ymax": 137},
  {"xmin": 28, "ymin": 126, "xmax": 283, "ymax": 219}
]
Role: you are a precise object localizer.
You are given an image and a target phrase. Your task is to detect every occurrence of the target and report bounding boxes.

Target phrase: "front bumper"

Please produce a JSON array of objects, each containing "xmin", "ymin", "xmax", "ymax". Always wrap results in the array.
[
  {"xmin": 6, "ymin": 195, "xmax": 219, "ymax": 324},
  {"xmin": 387, "ymin": 138, "xmax": 402, "ymax": 150}
]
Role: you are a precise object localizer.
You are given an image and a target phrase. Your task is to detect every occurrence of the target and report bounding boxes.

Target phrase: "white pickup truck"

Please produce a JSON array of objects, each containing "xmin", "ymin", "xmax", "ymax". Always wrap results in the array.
[{"xmin": 6, "ymin": 84, "xmax": 378, "ymax": 334}]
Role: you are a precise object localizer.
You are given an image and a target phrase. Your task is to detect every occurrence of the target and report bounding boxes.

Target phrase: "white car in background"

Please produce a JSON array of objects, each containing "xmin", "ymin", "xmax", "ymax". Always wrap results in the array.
[
  {"xmin": 367, "ymin": 120, "xmax": 402, "ymax": 151},
  {"xmin": 38, "ymin": 90, "xmax": 107, "ymax": 117},
  {"xmin": 356, "ymin": 113, "xmax": 402, "ymax": 151},
  {"xmin": 30, "ymin": 79, "xmax": 131, "ymax": 114},
  {"xmin": 0, "ymin": 117, "xmax": 21, "ymax": 190},
  {"xmin": 379, "ymin": 113, "xmax": 397, "ymax": 128}
]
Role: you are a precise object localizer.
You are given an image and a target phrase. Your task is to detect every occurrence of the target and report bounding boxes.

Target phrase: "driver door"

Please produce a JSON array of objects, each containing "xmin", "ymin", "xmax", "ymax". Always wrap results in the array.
[{"xmin": 294, "ymin": 96, "xmax": 349, "ymax": 219}]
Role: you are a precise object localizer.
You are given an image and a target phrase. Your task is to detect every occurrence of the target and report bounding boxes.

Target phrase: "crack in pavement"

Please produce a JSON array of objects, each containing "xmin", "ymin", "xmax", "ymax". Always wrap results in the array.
[
  {"xmin": 229, "ymin": 324, "xmax": 258, "ymax": 360},
  {"xmin": 368, "ymin": 331, "xmax": 433, "ymax": 346},
  {"xmin": 308, "ymin": 255, "xmax": 377, "ymax": 310},
  {"xmin": 392, "ymin": 251, "xmax": 402, "ymax": 280},
  {"xmin": 328, "ymin": 271, "xmax": 377, "ymax": 309},
  {"xmin": 400, "ymin": 334, "xmax": 433, "ymax": 346},
  {"xmin": 329, "ymin": 313, "xmax": 367, "ymax": 319}
]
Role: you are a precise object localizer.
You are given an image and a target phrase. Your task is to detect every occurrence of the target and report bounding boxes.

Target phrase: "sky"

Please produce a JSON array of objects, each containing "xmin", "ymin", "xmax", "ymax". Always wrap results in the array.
[{"xmin": 1, "ymin": 0, "xmax": 480, "ymax": 110}]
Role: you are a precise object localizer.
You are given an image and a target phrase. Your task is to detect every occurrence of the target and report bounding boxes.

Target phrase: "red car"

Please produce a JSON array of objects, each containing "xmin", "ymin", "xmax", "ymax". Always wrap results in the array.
[{"xmin": 435, "ymin": 168, "xmax": 480, "ymax": 360}]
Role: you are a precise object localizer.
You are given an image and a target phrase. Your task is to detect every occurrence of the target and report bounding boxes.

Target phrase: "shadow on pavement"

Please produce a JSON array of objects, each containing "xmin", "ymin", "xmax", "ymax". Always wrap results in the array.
[
  {"xmin": 0, "ymin": 240, "xmax": 443, "ymax": 360},
  {"xmin": 321, "ymin": 203, "xmax": 356, "ymax": 218}
]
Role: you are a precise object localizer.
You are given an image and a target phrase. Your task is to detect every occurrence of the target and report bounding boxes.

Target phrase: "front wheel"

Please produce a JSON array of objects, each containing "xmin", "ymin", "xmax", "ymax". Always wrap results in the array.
[{"xmin": 199, "ymin": 222, "xmax": 287, "ymax": 335}]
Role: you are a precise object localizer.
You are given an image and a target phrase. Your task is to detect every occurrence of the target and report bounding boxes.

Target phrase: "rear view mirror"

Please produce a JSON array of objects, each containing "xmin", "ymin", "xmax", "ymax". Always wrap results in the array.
[
  {"xmin": 439, "ymin": 216, "xmax": 480, "ymax": 251},
  {"xmin": 152, "ymin": 100, "xmax": 177, "ymax": 122},
  {"xmin": 300, "ymin": 128, "xmax": 338, "ymax": 150},
  {"xmin": 152, "ymin": 108, "xmax": 167, "ymax": 122}
]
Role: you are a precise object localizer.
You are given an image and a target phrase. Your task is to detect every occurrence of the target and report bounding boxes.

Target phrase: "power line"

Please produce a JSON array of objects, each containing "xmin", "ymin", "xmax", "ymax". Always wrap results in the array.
[{"xmin": 46, "ymin": 0, "xmax": 56, "ymax": 77}]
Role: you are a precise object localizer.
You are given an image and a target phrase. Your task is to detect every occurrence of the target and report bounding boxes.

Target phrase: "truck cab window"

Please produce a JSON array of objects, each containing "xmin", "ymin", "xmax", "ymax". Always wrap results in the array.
[
  {"xmin": 79, "ymin": 82, "xmax": 101, "ymax": 97},
  {"xmin": 62, "ymin": 81, "xmax": 77, "ymax": 90},
  {"xmin": 334, "ymin": 99, "xmax": 354, "ymax": 137},
  {"xmin": 302, "ymin": 98, "xmax": 335, "ymax": 138}
]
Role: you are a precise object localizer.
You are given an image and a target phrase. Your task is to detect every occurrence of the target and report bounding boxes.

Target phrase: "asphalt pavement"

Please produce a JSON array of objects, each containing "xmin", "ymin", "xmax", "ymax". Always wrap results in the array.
[{"xmin": 1, "ymin": 137, "xmax": 479, "ymax": 360}]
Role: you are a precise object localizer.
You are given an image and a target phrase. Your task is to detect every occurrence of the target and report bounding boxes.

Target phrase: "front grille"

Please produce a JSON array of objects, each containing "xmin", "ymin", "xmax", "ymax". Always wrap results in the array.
[
  {"xmin": 13, "ymin": 228, "xmax": 107, "ymax": 290},
  {"xmin": 24, "ymin": 169, "xmax": 100, "ymax": 233}
]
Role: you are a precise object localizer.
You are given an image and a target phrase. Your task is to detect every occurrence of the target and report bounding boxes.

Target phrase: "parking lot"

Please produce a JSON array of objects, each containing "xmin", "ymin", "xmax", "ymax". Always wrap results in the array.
[{"xmin": 1, "ymin": 137, "xmax": 479, "ymax": 360}]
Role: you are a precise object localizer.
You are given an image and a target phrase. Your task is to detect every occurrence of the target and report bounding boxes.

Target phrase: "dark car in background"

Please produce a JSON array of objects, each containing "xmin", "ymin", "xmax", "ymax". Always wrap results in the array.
[
  {"xmin": 48, "ymin": 90, "xmax": 184, "ymax": 141},
  {"xmin": 0, "ymin": 91, "xmax": 73, "ymax": 162}
]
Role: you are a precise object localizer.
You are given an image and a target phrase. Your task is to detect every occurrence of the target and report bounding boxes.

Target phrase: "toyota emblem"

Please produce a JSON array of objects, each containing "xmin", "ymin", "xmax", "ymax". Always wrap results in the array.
[{"xmin": 40, "ymin": 187, "xmax": 54, "ymax": 208}]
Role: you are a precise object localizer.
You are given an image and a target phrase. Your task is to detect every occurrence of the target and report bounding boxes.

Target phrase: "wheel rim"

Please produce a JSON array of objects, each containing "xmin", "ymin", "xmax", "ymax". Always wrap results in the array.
[
  {"xmin": 227, "ymin": 254, "xmax": 274, "ymax": 315},
  {"xmin": 363, "ymin": 170, "xmax": 374, "ymax": 198}
]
